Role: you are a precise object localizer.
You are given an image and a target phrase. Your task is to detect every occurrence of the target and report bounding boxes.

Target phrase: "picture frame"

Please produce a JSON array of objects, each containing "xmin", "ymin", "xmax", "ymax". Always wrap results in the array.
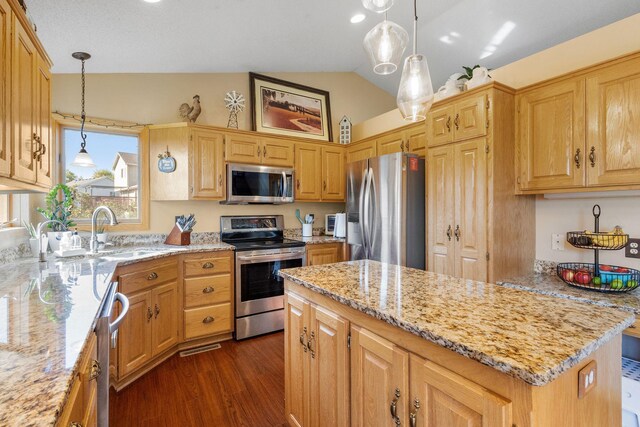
[{"xmin": 250, "ymin": 72, "xmax": 333, "ymax": 142}]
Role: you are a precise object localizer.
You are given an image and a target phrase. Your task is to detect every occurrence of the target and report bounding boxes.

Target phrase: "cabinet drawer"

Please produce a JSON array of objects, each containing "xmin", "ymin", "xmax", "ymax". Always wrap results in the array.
[
  {"xmin": 184, "ymin": 303, "xmax": 232, "ymax": 340},
  {"xmin": 56, "ymin": 375, "xmax": 83, "ymax": 427},
  {"xmin": 184, "ymin": 274, "xmax": 231, "ymax": 308},
  {"xmin": 183, "ymin": 255, "xmax": 231, "ymax": 277},
  {"xmin": 119, "ymin": 260, "xmax": 178, "ymax": 294}
]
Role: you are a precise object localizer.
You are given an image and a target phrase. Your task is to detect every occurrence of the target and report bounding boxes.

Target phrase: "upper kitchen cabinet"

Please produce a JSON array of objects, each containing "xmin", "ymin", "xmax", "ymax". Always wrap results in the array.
[
  {"xmin": 294, "ymin": 142, "xmax": 346, "ymax": 202},
  {"xmin": 427, "ymin": 93, "xmax": 487, "ymax": 147},
  {"xmin": 516, "ymin": 78, "xmax": 586, "ymax": 192},
  {"xmin": 225, "ymin": 132, "xmax": 294, "ymax": 167},
  {"xmin": 426, "ymin": 84, "xmax": 535, "ymax": 283},
  {"xmin": 346, "ymin": 138, "xmax": 376, "ymax": 163},
  {"xmin": 349, "ymin": 122, "xmax": 426, "ymax": 162},
  {"xmin": 586, "ymin": 56, "xmax": 640, "ymax": 187},
  {"xmin": 516, "ymin": 52, "xmax": 640, "ymax": 194},
  {"xmin": 1, "ymin": 0, "xmax": 53, "ymax": 189},
  {"xmin": 376, "ymin": 132, "xmax": 404, "ymax": 155},
  {"xmin": 149, "ymin": 123, "xmax": 226, "ymax": 201}
]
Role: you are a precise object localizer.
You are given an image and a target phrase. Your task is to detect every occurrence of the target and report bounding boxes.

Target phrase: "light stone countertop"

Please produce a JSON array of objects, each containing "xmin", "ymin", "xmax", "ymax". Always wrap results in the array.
[
  {"xmin": 0, "ymin": 243, "xmax": 233, "ymax": 427},
  {"xmin": 293, "ymin": 235, "xmax": 346, "ymax": 245},
  {"xmin": 279, "ymin": 260, "xmax": 635, "ymax": 386},
  {"xmin": 497, "ymin": 273, "xmax": 640, "ymax": 315}
]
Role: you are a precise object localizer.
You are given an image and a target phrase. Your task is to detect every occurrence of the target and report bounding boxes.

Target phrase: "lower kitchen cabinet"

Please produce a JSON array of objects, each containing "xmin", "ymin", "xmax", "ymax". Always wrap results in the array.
[
  {"xmin": 305, "ymin": 243, "xmax": 343, "ymax": 266},
  {"xmin": 285, "ymin": 292, "xmax": 350, "ymax": 427}
]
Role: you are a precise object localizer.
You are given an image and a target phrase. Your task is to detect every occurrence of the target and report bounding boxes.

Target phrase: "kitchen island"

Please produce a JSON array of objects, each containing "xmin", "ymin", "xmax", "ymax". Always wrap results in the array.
[{"xmin": 280, "ymin": 260, "xmax": 634, "ymax": 427}]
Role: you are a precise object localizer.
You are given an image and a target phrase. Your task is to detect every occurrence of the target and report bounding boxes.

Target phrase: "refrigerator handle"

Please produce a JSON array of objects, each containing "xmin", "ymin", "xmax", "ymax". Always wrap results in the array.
[
  {"xmin": 367, "ymin": 167, "xmax": 377, "ymax": 252},
  {"xmin": 361, "ymin": 168, "xmax": 370, "ymax": 258}
]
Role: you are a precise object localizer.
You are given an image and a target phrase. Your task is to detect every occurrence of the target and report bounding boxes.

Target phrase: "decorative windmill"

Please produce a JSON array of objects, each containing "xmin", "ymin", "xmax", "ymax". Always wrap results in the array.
[{"xmin": 224, "ymin": 91, "xmax": 245, "ymax": 129}]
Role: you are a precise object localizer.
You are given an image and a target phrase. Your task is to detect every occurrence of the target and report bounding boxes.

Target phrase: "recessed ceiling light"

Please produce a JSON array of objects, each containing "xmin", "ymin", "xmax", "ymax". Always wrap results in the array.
[{"xmin": 350, "ymin": 14, "xmax": 366, "ymax": 24}]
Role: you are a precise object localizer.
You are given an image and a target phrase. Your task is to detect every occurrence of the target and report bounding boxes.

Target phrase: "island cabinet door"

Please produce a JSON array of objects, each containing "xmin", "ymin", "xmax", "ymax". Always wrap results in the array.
[
  {"xmin": 285, "ymin": 292, "xmax": 310, "ymax": 427},
  {"xmin": 409, "ymin": 354, "xmax": 512, "ymax": 427},
  {"xmin": 350, "ymin": 325, "xmax": 409, "ymax": 427},
  {"xmin": 308, "ymin": 305, "xmax": 350, "ymax": 427}
]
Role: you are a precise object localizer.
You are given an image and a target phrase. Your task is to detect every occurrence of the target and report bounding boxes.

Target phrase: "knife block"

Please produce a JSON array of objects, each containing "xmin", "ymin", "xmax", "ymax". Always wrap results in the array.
[{"xmin": 164, "ymin": 225, "xmax": 191, "ymax": 246}]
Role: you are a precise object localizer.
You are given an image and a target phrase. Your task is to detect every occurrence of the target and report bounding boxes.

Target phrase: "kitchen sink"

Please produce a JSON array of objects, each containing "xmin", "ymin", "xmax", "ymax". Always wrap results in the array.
[{"xmin": 99, "ymin": 249, "xmax": 164, "ymax": 260}]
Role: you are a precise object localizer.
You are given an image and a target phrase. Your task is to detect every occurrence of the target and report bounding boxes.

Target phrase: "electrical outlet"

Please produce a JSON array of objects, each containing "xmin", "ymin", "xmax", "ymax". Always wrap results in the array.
[
  {"xmin": 626, "ymin": 238, "xmax": 640, "ymax": 259},
  {"xmin": 552, "ymin": 234, "xmax": 565, "ymax": 251},
  {"xmin": 578, "ymin": 360, "xmax": 597, "ymax": 398}
]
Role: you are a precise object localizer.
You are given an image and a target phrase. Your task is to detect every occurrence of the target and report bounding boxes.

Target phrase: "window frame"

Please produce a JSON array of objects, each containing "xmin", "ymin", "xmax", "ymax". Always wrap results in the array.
[{"xmin": 55, "ymin": 117, "xmax": 150, "ymax": 232}]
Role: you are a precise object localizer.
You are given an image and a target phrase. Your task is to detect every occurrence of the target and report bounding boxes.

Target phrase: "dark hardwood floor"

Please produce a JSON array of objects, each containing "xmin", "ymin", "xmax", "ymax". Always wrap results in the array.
[{"xmin": 110, "ymin": 332, "xmax": 287, "ymax": 427}]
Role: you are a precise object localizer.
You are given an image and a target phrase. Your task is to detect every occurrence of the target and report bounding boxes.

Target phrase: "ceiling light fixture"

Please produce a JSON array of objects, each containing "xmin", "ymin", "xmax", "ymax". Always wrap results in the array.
[
  {"xmin": 70, "ymin": 52, "xmax": 96, "ymax": 168},
  {"xmin": 350, "ymin": 13, "xmax": 366, "ymax": 24},
  {"xmin": 363, "ymin": 15, "xmax": 408, "ymax": 75},
  {"xmin": 397, "ymin": 0, "xmax": 434, "ymax": 122},
  {"xmin": 361, "ymin": 0, "xmax": 393, "ymax": 14}
]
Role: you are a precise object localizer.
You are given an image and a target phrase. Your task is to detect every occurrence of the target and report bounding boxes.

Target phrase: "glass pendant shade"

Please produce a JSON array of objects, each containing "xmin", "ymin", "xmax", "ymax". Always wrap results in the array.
[
  {"xmin": 71, "ymin": 148, "xmax": 96, "ymax": 168},
  {"xmin": 363, "ymin": 20, "xmax": 408, "ymax": 75},
  {"xmin": 361, "ymin": 0, "xmax": 394, "ymax": 13},
  {"xmin": 397, "ymin": 54, "xmax": 434, "ymax": 122}
]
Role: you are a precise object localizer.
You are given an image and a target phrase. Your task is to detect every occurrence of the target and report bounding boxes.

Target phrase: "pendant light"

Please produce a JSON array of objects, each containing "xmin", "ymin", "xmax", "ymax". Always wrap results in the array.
[
  {"xmin": 70, "ymin": 52, "xmax": 96, "ymax": 168},
  {"xmin": 363, "ymin": 14, "xmax": 408, "ymax": 75},
  {"xmin": 397, "ymin": 0, "xmax": 434, "ymax": 122},
  {"xmin": 361, "ymin": 0, "xmax": 394, "ymax": 14}
]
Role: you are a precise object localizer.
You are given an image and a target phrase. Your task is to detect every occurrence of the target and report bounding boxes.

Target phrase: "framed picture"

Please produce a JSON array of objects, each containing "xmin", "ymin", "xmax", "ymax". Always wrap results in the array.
[{"xmin": 250, "ymin": 72, "xmax": 333, "ymax": 142}]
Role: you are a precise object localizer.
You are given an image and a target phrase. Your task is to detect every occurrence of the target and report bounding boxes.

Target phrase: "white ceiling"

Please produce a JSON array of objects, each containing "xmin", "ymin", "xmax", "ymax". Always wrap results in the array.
[{"xmin": 27, "ymin": 0, "xmax": 640, "ymax": 94}]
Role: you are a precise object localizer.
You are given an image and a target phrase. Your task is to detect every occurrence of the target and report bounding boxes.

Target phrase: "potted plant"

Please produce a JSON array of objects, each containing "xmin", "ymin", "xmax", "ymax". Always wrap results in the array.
[
  {"xmin": 36, "ymin": 184, "xmax": 76, "ymax": 252},
  {"xmin": 22, "ymin": 221, "xmax": 39, "ymax": 256}
]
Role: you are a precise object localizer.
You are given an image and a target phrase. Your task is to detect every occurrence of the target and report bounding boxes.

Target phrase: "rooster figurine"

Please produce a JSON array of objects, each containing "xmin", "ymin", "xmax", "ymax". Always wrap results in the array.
[{"xmin": 178, "ymin": 95, "xmax": 202, "ymax": 123}]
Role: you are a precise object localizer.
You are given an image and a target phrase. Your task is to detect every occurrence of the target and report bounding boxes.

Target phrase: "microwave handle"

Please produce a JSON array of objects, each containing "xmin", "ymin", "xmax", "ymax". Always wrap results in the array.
[{"xmin": 282, "ymin": 171, "xmax": 287, "ymax": 198}]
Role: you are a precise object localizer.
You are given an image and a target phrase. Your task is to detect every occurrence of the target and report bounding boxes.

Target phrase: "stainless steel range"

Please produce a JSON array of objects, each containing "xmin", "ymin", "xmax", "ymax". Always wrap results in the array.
[{"xmin": 221, "ymin": 215, "xmax": 305, "ymax": 339}]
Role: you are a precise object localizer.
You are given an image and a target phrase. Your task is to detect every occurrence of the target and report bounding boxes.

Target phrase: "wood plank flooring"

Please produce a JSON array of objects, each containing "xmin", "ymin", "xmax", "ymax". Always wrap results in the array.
[{"xmin": 109, "ymin": 332, "xmax": 287, "ymax": 427}]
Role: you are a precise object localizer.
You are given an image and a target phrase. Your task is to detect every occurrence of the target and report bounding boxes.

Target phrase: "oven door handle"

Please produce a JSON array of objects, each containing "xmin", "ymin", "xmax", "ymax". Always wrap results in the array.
[{"xmin": 237, "ymin": 252, "xmax": 305, "ymax": 263}]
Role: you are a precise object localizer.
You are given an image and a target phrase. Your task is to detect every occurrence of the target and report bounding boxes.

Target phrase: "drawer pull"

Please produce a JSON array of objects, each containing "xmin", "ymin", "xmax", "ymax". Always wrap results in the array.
[
  {"xmin": 202, "ymin": 262, "xmax": 214, "ymax": 269},
  {"xmin": 203, "ymin": 316, "xmax": 215, "ymax": 324},
  {"xmin": 147, "ymin": 272, "xmax": 158, "ymax": 280},
  {"xmin": 203, "ymin": 286, "xmax": 215, "ymax": 294},
  {"xmin": 89, "ymin": 360, "xmax": 101, "ymax": 381},
  {"xmin": 70, "ymin": 423, "xmax": 83, "ymax": 427}
]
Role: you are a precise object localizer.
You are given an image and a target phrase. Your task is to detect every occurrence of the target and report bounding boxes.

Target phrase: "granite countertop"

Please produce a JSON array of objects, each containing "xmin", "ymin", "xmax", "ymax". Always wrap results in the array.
[
  {"xmin": 497, "ymin": 273, "xmax": 640, "ymax": 316},
  {"xmin": 279, "ymin": 260, "xmax": 635, "ymax": 386},
  {"xmin": 294, "ymin": 235, "xmax": 346, "ymax": 245},
  {"xmin": 0, "ymin": 243, "xmax": 233, "ymax": 427}
]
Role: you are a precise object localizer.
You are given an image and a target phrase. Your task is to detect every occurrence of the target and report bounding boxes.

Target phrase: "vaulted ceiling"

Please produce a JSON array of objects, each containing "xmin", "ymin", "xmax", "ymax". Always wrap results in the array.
[{"xmin": 28, "ymin": 0, "xmax": 640, "ymax": 94}]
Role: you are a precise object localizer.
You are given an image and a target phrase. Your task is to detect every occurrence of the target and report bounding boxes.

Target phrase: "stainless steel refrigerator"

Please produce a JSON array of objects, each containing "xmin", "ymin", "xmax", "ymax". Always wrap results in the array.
[{"xmin": 346, "ymin": 152, "xmax": 425, "ymax": 269}]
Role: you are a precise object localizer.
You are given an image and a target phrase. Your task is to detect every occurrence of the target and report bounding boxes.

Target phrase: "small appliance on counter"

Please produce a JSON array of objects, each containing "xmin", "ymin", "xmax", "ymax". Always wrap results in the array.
[
  {"xmin": 325, "ymin": 214, "xmax": 336, "ymax": 235},
  {"xmin": 333, "ymin": 213, "xmax": 346, "ymax": 238}
]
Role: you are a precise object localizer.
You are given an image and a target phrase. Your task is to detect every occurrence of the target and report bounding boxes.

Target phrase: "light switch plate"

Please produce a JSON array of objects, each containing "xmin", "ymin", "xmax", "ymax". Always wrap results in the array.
[
  {"xmin": 578, "ymin": 360, "xmax": 597, "ymax": 399},
  {"xmin": 552, "ymin": 234, "xmax": 565, "ymax": 251}
]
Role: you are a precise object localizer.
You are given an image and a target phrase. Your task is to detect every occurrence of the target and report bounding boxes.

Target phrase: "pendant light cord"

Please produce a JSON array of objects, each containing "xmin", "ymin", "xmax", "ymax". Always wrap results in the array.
[
  {"xmin": 80, "ymin": 59, "xmax": 87, "ymax": 150},
  {"xmin": 413, "ymin": 0, "xmax": 418, "ymax": 55}
]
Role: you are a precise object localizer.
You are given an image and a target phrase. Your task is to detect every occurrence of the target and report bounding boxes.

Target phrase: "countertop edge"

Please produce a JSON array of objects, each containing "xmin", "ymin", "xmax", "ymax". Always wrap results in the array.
[{"xmin": 281, "ymin": 271, "xmax": 636, "ymax": 386}]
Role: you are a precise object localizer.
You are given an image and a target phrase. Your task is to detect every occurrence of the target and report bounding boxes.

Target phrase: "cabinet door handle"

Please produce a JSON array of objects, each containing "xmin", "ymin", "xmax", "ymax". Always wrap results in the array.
[
  {"xmin": 70, "ymin": 423, "xmax": 83, "ymax": 427},
  {"xmin": 446, "ymin": 116, "xmax": 451, "ymax": 132},
  {"xmin": 296, "ymin": 179, "xmax": 300, "ymax": 189},
  {"xmin": 446, "ymin": 225, "xmax": 452, "ymax": 241},
  {"xmin": 400, "ymin": 141, "xmax": 405, "ymax": 152},
  {"xmin": 147, "ymin": 272, "xmax": 158, "ymax": 280},
  {"xmin": 202, "ymin": 262, "xmax": 214, "ymax": 269},
  {"xmin": 323, "ymin": 181, "xmax": 327, "ymax": 191},
  {"xmin": 306, "ymin": 331, "xmax": 316, "ymax": 358},
  {"xmin": 454, "ymin": 113, "xmax": 460, "ymax": 130},
  {"xmin": 218, "ymin": 174, "xmax": 223, "ymax": 186},
  {"xmin": 154, "ymin": 303, "xmax": 160, "ymax": 319},
  {"xmin": 300, "ymin": 326, "xmax": 308, "ymax": 352},
  {"xmin": 574, "ymin": 148, "xmax": 581, "ymax": 169},
  {"xmin": 405, "ymin": 140, "xmax": 409, "ymax": 151},
  {"xmin": 147, "ymin": 307, "xmax": 153, "ymax": 322},
  {"xmin": 202, "ymin": 316, "xmax": 215, "ymax": 324},
  {"xmin": 32, "ymin": 134, "xmax": 42, "ymax": 160},
  {"xmin": 89, "ymin": 360, "xmax": 101, "ymax": 381},
  {"xmin": 263, "ymin": 146, "xmax": 267, "ymax": 157},
  {"xmin": 390, "ymin": 388, "xmax": 401, "ymax": 425},
  {"xmin": 257, "ymin": 146, "xmax": 261, "ymax": 157},
  {"xmin": 454, "ymin": 225, "xmax": 460, "ymax": 241},
  {"xmin": 409, "ymin": 398, "xmax": 420, "ymax": 427},
  {"xmin": 589, "ymin": 146, "xmax": 596, "ymax": 167},
  {"xmin": 203, "ymin": 286, "xmax": 214, "ymax": 294}
]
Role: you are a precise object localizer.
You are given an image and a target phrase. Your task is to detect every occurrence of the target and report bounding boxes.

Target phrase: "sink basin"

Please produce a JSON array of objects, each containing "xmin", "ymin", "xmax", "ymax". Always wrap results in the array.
[{"xmin": 101, "ymin": 249, "xmax": 162, "ymax": 260}]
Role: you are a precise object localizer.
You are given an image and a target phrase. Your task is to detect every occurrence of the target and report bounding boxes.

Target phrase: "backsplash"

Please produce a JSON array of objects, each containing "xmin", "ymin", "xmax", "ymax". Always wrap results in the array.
[
  {"xmin": 0, "ymin": 243, "xmax": 31, "ymax": 265},
  {"xmin": 534, "ymin": 260, "xmax": 558, "ymax": 275}
]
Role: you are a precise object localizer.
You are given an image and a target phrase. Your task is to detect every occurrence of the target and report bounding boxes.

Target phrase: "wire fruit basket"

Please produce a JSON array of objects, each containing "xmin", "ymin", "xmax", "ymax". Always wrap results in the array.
[{"xmin": 557, "ymin": 205, "xmax": 637, "ymax": 293}]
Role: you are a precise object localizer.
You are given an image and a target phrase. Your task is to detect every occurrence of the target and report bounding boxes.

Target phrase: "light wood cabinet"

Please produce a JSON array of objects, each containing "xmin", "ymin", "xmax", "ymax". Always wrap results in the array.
[
  {"xmin": 118, "ymin": 289, "xmax": 154, "ymax": 377},
  {"xmin": 409, "ymin": 354, "xmax": 512, "ymax": 427},
  {"xmin": 427, "ymin": 85, "xmax": 535, "ymax": 282},
  {"xmin": 350, "ymin": 325, "xmax": 409, "ymax": 427},
  {"xmin": 225, "ymin": 133, "xmax": 294, "ymax": 167},
  {"xmin": 428, "ymin": 94, "xmax": 487, "ymax": 147},
  {"xmin": 0, "ymin": 0, "xmax": 10, "ymax": 177},
  {"xmin": 516, "ymin": 78, "xmax": 586, "ymax": 191},
  {"xmin": 346, "ymin": 139, "xmax": 376, "ymax": 163},
  {"xmin": 295, "ymin": 143, "xmax": 345, "ymax": 202},
  {"xmin": 377, "ymin": 132, "xmax": 404, "ymax": 155},
  {"xmin": 321, "ymin": 147, "xmax": 345, "ymax": 201},
  {"xmin": 406, "ymin": 125, "xmax": 427, "ymax": 157},
  {"xmin": 151, "ymin": 281, "xmax": 179, "ymax": 354},
  {"xmin": 284, "ymin": 292, "xmax": 350, "ymax": 427},
  {"xmin": 306, "ymin": 243, "xmax": 343, "ymax": 266},
  {"xmin": 35, "ymin": 55, "xmax": 52, "ymax": 187},
  {"xmin": 149, "ymin": 124, "xmax": 226, "ymax": 200},
  {"xmin": 585, "ymin": 57, "xmax": 640, "ymax": 187}
]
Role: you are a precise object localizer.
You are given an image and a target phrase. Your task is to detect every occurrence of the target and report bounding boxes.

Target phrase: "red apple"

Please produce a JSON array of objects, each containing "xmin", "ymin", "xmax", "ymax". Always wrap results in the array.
[
  {"xmin": 562, "ymin": 270, "xmax": 575, "ymax": 282},
  {"xmin": 614, "ymin": 267, "xmax": 629, "ymax": 273},
  {"xmin": 599, "ymin": 265, "xmax": 613, "ymax": 271},
  {"xmin": 575, "ymin": 271, "xmax": 592, "ymax": 284}
]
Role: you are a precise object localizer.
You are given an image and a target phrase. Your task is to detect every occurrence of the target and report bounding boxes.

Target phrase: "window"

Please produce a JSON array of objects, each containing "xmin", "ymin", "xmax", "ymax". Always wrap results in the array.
[{"xmin": 63, "ymin": 128, "xmax": 141, "ymax": 223}]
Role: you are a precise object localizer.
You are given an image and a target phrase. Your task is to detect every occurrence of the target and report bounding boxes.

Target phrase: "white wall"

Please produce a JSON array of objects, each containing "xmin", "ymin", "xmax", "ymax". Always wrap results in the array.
[{"xmin": 536, "ymin": 195, "xmax": 640, "ymax": 269}]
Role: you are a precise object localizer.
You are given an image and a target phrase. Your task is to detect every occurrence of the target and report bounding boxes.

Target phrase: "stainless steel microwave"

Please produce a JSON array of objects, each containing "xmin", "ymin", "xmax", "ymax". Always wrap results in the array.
[{"xmin": 224, "ymin": 163, "xmax": 294, "ymax": 204}]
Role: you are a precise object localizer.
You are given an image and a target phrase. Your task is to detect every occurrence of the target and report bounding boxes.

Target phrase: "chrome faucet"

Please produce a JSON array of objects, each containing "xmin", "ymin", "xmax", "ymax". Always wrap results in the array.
[
  {"xmin": 90, "ymin": 206, "xmax": 118, "ymax": 254},
  {"xmin": 36, "ymin": 220, "xmax": 66, "ymax": 262}
]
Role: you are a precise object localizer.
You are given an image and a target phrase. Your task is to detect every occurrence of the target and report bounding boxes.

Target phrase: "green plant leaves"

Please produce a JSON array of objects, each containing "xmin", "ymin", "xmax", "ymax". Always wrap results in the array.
[{"xmin": 37, "ymin": 184, "xmax": 76, "ymax": 231}]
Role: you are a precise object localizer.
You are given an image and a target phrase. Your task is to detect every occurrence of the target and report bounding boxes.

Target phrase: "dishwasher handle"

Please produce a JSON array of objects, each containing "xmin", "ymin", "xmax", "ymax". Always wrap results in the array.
[{"xmin": 109, "ymin": 292, "xmax": 129, "ymax": 334}]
